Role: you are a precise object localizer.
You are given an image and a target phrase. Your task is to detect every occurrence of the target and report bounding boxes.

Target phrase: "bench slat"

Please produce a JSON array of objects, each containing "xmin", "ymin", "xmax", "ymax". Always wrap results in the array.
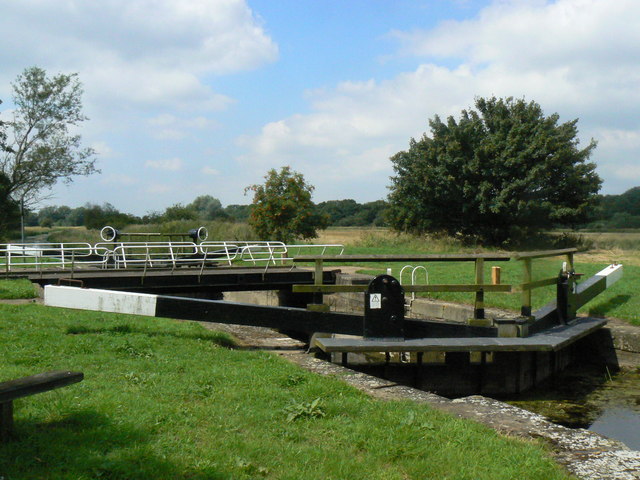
[{"xmin": 0, "ymin": 371, "xmax": 84, "ymax": 403}]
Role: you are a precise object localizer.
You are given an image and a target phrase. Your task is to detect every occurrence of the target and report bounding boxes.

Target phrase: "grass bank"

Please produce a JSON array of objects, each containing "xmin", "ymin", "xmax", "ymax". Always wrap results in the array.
[
  {"xmin": 0, "ymin": 278, "xmax": 38, "ymax": 299},
  {"xmin": 0, "ymin": 304, "xmax": 570, "ymax": 479}
]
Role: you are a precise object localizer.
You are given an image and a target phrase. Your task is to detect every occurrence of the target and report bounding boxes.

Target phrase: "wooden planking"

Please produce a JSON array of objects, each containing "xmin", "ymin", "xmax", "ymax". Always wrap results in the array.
[
  {"xmin": 407, "ymin": 284, "xmax": 512, "ymax": 293},
  {"xmin": 293, "ymin": 283, "xmax": 513, "ymax": 294},
  {"xmin": 293, "ymin": 254, "xmax": 512, "ymax": 263},
  {"xmin": 314, "ymin": 317, "xmax": 606, "ymax": 354},
  {"xmin": 30, "ymin": 266, "xmax": 337, "ymax": 293},
  {"xmin": 0, "ymin": 371, "xmax": 84, "ymax": 403},
  {"xmin": 512, "ymin": 248, "xmax": 578, "ymax": 260}
]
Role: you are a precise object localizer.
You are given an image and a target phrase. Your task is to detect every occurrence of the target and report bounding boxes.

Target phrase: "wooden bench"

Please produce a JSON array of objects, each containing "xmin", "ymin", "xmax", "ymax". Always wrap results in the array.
[{"xmin": 0, "ymin": 370, "xmax": 84, "ymax": 442}]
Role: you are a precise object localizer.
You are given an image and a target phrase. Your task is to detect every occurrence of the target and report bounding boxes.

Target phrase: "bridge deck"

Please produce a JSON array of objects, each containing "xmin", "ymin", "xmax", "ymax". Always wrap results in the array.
[
  {"xmin": 23, "ymin": 266, "xmax": 337, "ymax": 293},
  {"xmin": 314, "ymin": 317, "xmax": 606, "ymax": 353}
]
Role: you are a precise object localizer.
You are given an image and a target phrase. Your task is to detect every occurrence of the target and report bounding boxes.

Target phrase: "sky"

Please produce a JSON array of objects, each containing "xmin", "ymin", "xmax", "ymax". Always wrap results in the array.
[{"xmin": 1, "ymin": 0, "xmax": 639, "ymax": 216}]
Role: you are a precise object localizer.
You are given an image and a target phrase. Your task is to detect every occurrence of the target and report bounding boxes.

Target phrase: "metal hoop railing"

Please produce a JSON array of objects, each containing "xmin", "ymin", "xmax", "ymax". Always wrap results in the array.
[
  {"xmin": 1, "ymin": 243, "xmax": 108, "ymax": 272},
  {"xmin": 400, "ymin": 265, "xmax": 429, "ymax": 302},
  {"xmin": 2, "ymin": 240, "xmax": 345, "ymax": 273}
]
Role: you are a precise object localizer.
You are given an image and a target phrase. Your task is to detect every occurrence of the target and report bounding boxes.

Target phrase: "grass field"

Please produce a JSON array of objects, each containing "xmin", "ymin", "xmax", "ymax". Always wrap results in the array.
[
  {"xmin": 0, "ymin": 278, "xmax": 38, "ymax": 299},
  {"xmin": 0, "ymin": 304, "xmax": 571, "ymax": 480}
]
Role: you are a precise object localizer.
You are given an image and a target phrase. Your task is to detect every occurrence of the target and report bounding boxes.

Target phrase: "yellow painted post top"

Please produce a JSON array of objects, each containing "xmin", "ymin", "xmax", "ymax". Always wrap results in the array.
[{"xmin": 491, "ymin": 266, "xmax": 501, "ymax": 285}]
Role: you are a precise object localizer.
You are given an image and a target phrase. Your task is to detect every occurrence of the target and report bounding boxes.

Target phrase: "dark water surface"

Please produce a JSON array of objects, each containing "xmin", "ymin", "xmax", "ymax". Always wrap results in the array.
[
  {"xmin": 588, "ymin": 405, "xmax": 640, "ymax": 450},
  {"xmin": 508, "ymin": 369, "xmax": 640, "ymax": 450}
]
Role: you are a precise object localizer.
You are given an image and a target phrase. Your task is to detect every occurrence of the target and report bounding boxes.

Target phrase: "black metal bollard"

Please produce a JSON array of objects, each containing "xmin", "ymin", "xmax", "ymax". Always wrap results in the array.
[
  {"xmin": 364, "ymin": 274, "xmax": 405, "ymax": 340},
  {"xmin": 556, "ymin": 269, "xmax": 578, "ymax": 324}
]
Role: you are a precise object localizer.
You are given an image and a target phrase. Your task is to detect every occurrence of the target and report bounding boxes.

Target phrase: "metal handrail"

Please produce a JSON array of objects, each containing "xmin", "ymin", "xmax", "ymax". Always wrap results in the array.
[
  {"xmin": 1, "ymin": 243, "xmax": 107, "ymax": 271},
  {"xmin": 239, "ymin": 242, "xmax": 287, "ymax": 265},
  {"xmin": 238, "ymin": 243, "xmax": 346, "ymax": 266},
  {"xmin": 1, "ymin": 240, "xmax": 346, "ymax": 273},
  {"xmin": 400, "ymin": 265, "xmax": 429, "ymax": 302},
  {"xmin": 109, "ymin": 242, "xmax": 199, "ymax": 269},
  {"xmin": 198, "ymin": 242, "xmax": 241, "ymax": 266}
]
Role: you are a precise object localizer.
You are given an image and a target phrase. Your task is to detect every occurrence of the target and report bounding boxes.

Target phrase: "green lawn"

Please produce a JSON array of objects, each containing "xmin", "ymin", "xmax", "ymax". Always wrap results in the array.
[
  {"xmin": 0, "ymin": 278, "xmax": 38, "ymax": 299},
  {"xmin": 0, "ymin": 304, "xmax": 570, "ymax": 480}
]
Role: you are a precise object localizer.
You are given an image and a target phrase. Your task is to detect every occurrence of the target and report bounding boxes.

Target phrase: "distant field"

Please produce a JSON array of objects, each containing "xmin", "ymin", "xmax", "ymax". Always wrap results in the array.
[{"xmin": 314, "ymin": 226, "xmax": 393, "ymax": 245}]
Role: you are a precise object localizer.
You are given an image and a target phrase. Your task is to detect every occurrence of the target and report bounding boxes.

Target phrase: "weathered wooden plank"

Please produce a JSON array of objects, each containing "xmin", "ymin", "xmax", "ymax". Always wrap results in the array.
[
  {"xmin": 293, "ymin": 284, "xmax": 513, "ymax": 293},
  {"xmin": 292, "ymin": 285, "xmax": 368, "ymax": 293},
  {"xmin": 293, "ymin": 254, "xmax": 512, "ymax": 262},
  {"xmin": 516, "ymin": 277, "xmax": 558, "ymax": 292},
  {"xmin": 0, "ymin": 371, "xmax": 84, "ymax": 403},
  {"xmin": 314, "ymin": 317, "xmax": 606, "ymax": 354},
  {"xmin": 512, "ymin": 248, "xmax": 578, "ymax": 260},
  {"xmin": 406, "ymin": 284, "xmax": 513, "ymax": 293}
]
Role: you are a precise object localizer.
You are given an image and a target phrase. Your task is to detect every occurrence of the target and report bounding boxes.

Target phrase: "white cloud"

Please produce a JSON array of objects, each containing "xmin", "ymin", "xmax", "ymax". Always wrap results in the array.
[
  {"xmin": 147, "ymin": 114, "xmax": 217, "ymax": 140},
  {"xmin": 597, "ymin": 129, "xmax": 640, "ymax": 151},
  {"xmin": 0, "ymin": 0, "xmax": 277, "ymax": 111},
  {"xmin": 238, "ymin": 0, "xmax": 640, "ymax": 197},
  {"xmin": 146, "ymin": 183, "xmax": 173, "ymax": 194},
  {"xmin": 101, "ymin": 174, "xmax": 137, "ymax": 186},
  {"xmin": 91, "ymin": 141, "xmax": 113, "ymax": 157},
  {"xmin": 201, "ymin": 166, "xmax": 220, "ymax": 176},
  {"xmin": 145, "ymin": 158, "xmax": 184, "ymax": 171}
]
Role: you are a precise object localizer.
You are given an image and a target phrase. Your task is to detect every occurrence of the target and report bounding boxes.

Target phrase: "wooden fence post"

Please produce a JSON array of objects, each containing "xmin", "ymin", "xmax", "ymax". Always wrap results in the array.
[
  {"xmin": 474, "ymin": 258, "xmax": 485, "ymax": 320},
  {"xmin": 521, "ymin": 258, "xmax": 532, "ymax": 317}
]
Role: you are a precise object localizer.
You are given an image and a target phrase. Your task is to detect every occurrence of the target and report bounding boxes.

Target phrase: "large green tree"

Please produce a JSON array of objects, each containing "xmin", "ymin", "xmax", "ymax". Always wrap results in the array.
[
  {"xmin": 387, "ymin": 97, "xmax": 602, "ymax": 245},
  {"xmin": 0, "ymin": 67, "xmax": 98, "ymax": 208},
  {"xmin": 245, "ymin": 166, "xmax": 328, "ymax": 243},
  {"xmin": 0, "ymin": 173, "xmax": 20, "ymax": 240}
]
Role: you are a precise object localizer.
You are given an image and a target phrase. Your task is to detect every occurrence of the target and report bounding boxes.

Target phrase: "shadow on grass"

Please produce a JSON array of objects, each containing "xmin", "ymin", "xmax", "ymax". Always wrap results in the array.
[
  {"xmin": 587, "ymin": 294, "xmax": 632, "ymax": 317},
  {"xmin": 0, "ymin": 409, "xmax": 227, "ymax": 479},
  {"xmin": 65, "ymin": 324, "xmax": 236, "ymax": 348}
]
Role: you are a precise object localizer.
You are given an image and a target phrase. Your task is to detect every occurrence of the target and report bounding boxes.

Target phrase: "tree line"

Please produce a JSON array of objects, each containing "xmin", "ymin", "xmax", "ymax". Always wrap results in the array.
[
  {"xmin": 2, "ymin": 65, "xmax": 634, "ymax": 246},
  {"xmin": 17, "ymin": 196, "xmax": 388, "ymax": 232},
  {"xmin": 589, "ymin": 187, "xmax": 640, "ymax": 230}
]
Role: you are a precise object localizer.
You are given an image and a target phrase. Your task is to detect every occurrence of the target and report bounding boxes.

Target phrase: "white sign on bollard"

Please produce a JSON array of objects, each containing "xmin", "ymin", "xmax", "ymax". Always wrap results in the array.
[{"xmin": 369, "ymin": 293, "xmax": 382, "ymax": 309}]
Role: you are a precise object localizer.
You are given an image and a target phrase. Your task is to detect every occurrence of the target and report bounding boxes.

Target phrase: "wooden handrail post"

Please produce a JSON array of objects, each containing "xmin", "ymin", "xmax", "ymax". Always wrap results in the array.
[
  {"xmin": 309, "ymin": 258, "xmax": 326, "ymax": 308},
  {"xmin": 474, "ymin": 258, "xmax": 485, "ymax": 319},
  {"xmin": 566, "ymin": 252, "xmax": 574, "ymax": 271},
  {"xmin": 314, "ymin": 259, "xmax": 323, "ymax": 286},
  {"xmin": 521, "ymin": 258, "xmax": 532, "ymax": 317}
]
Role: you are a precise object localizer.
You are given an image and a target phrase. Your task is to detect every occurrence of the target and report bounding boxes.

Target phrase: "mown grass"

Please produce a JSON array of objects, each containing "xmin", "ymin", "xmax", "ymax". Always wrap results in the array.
[
  {"xmin": 0, "ymin": 304, "xmax": 571, "ymax": 480},
  {"xmin": 0, "ymin": 278, "xmax": 38, "ymax": 299}
]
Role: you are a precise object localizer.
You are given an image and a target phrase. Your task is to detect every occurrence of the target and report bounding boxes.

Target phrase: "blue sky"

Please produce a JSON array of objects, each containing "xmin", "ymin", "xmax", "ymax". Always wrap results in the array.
[{"xmin": 1, "ymin": 0, "xmax": 639, "ymax": 215}]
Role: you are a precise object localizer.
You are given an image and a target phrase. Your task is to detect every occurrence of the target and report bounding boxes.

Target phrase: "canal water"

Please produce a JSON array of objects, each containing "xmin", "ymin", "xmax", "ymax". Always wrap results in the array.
[{"xmin": 507, "ymin": 368, "xmax": 640, "ymax": 450}]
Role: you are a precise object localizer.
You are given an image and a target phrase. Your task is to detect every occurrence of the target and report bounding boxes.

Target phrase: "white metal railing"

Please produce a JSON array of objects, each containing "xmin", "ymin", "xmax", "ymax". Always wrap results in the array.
[
  {"xmin": 237, "ymin": 242, "xmax": 345, "ymax": 265},
  {"xmin": 1, "ymin": 243, "xmax": 108, "ymax": 271},
  {"xmin": 400, "ymin": 265, "xmax": 429, "ymax": 302},
  {"xmin": 238, "ymin": 241, "xmax": 287, "ymax": 265},
  {"xmin": 106, "ymin": 242, "xmax": 200, "ymax": 269},
  {"xmin": 2, "ymin": 241, "xmax": 345, "ymax": 273},
  {"xmin": 198, "ymin": 242, "xmax": 242, "ymax": 266}
]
